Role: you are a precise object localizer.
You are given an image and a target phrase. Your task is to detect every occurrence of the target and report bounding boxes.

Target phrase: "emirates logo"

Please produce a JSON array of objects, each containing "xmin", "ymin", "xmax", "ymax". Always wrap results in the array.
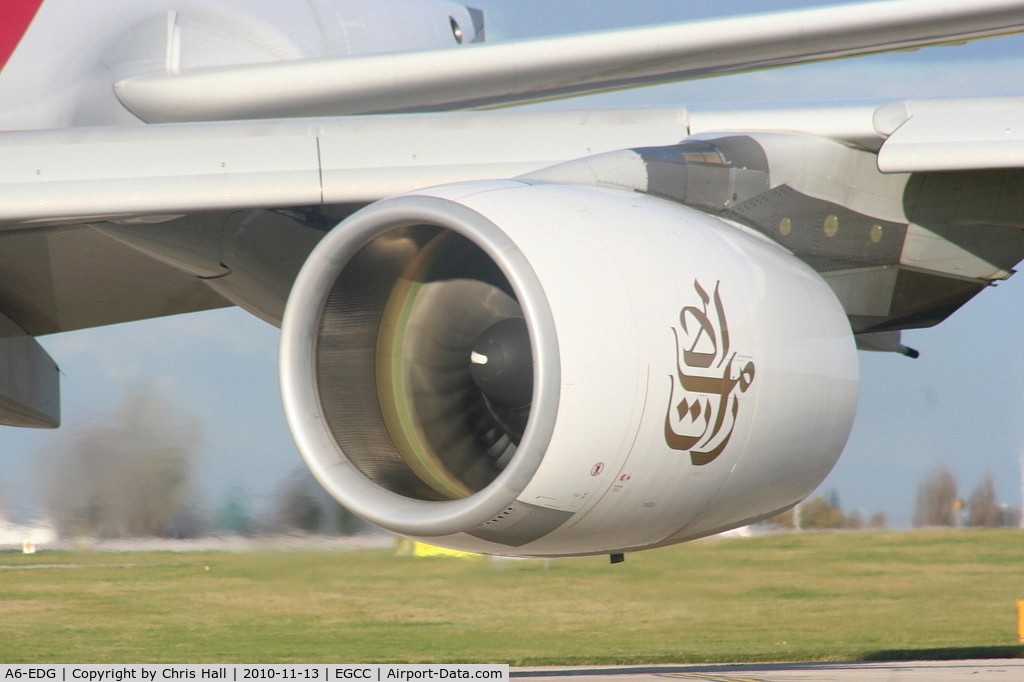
[{"xmin": 665, "ymin": 280, "xmax": 755, "ymax": 465}]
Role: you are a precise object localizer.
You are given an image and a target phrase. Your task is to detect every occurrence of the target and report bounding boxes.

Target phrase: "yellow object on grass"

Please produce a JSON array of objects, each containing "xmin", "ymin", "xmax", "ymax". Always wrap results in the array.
[{"xmin": 396, "ymin": 538, "xmax": 481, "ymax": 559}]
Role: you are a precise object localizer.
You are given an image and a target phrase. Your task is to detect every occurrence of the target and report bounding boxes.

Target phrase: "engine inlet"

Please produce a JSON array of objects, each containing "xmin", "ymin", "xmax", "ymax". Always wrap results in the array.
[{"xmin": 315, "ymin": 227, "xmax": 531, "ymax": 500}]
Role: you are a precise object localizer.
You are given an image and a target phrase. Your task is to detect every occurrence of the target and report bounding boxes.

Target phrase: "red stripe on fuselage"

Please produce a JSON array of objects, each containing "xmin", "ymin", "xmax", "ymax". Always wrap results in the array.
[{"xmin": 0, "ymin": 0, "xmax": 45, "ymax": 72}]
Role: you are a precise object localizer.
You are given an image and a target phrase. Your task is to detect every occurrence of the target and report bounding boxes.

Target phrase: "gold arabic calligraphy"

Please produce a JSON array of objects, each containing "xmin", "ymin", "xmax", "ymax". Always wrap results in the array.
[{"xmin": 665, "ymin": 280, "xmax": 755, "ymax": 466}]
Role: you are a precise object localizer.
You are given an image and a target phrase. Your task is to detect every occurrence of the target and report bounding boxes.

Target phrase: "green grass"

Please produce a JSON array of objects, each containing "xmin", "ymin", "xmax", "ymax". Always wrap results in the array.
[{"xmin": 1, "ymin": 529, "xmax": 1022, "ymax": 664}]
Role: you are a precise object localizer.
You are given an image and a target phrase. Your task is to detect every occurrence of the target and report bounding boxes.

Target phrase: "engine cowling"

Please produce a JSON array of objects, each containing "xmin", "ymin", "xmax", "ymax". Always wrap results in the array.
[{"xmin": 280, "ymin": 180, "xmax": 859, "ymax": 557}]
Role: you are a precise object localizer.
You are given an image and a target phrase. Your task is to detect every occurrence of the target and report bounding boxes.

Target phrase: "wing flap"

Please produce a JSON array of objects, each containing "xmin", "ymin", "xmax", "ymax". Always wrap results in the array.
[
  {"xmin": 114, "ymin": 0, "xmax": 1024, "ymax": 123},
  {"xmin": 0, "ymin": 226, "xmax": 230, "ymax": 335}
]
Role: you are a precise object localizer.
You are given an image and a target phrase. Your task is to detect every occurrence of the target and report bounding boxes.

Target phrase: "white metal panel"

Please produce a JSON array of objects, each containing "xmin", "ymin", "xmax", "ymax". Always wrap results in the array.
[
  {"xmin": 901, "ymin": 224, "xmax": 1015, "ymax": 280},
  {"xmin": 877, "ymin": 98, "xmax": 1024, "ymax": 172},
  {"xmin": 0, "ymin": 131, "xmax": 322, "ymax": 222},
  {"xmin": 0, "ymin": 108, "xmax": 688, "ymax": 224},
  {"xmin": 317, "ymin": 108, "xmax": 689, "ymax": 202}
]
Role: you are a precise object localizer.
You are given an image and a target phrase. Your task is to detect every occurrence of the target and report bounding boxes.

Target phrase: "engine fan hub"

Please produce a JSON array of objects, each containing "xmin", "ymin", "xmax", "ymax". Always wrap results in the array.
[{"xmin": 470, "ymin": 317, "xmax": 533, "ymax": 408}]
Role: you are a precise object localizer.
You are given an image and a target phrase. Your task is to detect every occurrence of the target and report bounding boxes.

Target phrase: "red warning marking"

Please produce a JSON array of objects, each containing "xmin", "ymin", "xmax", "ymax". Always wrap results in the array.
[
  {"xmin": 590, "ymin": 462, "xmax": 604, "ymax": 477},
  {"xmin": 0, "ymin": 0, "xmax": 45, "ymax": 72}
]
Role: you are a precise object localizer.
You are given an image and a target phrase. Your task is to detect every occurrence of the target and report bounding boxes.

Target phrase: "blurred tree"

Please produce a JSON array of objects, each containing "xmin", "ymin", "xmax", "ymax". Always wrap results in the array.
[
  {"xmin": 867, "ymin": 511, "xmax": 888, "ymax": 529},
  {"xmin": 273, "ymin": 467, "xmax": 370, "ymax": 535},
  {"xmin": 912, "ymin": 465, "xmax": 960, "ymax": 527},
  {"xmin": 763, "ymin": 493, "xmax": 883, "ymax": 531},
  {"xmin": 276, "ymin": 473, "xmax": 323, "ymax": 533},
  {"xmin": 163, "ymin": 496, "xmax": 211, "ymax": 538},
  {"xmin": 770, "ymin": 506, "xmax": 797, "ymax": 530},
  {"xmin": 41, "ymin": 384, "xmax": 203, "ymax": 538},
  {"xmin": 965, "ymin": 472, "xmax": 1002, "ymax": 527},
  {"xmin": 216, "ymin": 487, "xmax": 253, "ymax": 535},
  {"xmin": 799, "ymin": 495, "xmax": 846, "ymax": 529}
]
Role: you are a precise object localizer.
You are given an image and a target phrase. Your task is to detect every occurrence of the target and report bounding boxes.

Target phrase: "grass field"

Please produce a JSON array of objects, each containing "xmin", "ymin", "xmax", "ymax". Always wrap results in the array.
[{"xmin": 1, "ymin": 529, "xmax": 1022, "ymax": 664}]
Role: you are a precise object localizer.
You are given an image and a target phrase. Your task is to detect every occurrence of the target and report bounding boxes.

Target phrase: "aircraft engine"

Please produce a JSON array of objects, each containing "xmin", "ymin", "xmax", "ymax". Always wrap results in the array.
[{"xmin": 279, "ymin": 180, "xmax": 859, "ymax": 557}]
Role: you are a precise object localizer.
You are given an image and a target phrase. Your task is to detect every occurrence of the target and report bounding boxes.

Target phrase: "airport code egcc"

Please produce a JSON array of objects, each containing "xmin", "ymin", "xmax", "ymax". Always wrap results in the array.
[{"xmin": 1, "ymin": 668, "xmax": 508, "ymax": 682}]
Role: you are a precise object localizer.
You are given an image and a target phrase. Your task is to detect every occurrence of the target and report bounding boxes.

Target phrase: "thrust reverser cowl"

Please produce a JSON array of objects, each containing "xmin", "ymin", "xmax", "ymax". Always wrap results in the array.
[{"xmin": 280, "ymin": 180, "xmax": 859, "ymax": 557}]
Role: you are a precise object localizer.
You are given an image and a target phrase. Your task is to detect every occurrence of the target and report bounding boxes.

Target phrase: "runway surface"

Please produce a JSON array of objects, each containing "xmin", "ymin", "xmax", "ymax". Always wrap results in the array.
[{"xmin": 513, "ymin": 660, "xmax": 1024, "ymax": 681}]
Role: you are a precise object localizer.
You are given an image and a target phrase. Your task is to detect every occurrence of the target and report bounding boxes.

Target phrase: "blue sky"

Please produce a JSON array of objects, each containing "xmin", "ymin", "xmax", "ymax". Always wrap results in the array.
[{"xmin": 3, "ymin": 0, "xmax": 1024, "ymax": 527}]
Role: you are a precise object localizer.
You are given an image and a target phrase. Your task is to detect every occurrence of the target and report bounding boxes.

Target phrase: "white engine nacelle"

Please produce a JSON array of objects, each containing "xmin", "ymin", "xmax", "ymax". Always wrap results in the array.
[{"xmin": 280, "ymin": 181, "xmax": 858, "ymax": 557}]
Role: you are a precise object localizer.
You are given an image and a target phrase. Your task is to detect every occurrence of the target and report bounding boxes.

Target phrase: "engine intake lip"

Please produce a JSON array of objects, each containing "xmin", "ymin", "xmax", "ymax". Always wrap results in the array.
[{"xmin": 280, "ymin": 193, "xmax": 560, "ymax": 538}]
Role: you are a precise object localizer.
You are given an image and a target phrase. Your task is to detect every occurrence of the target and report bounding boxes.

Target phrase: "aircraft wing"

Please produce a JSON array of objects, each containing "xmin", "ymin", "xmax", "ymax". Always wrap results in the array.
[
  {"xmin": 8, "ymin": 96, "xmax": 1024, "ymax": 227},
  {"xmin": 0, "ymin": 109, "xmax": 691, "ymax": 225},
  {"xmin": 4, "ymin": 96, "xmax": 1023, "ymax": 338},
  {"xmin": 114, "ymin": 0, "xmax": 1024, "ymax": 123}
]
